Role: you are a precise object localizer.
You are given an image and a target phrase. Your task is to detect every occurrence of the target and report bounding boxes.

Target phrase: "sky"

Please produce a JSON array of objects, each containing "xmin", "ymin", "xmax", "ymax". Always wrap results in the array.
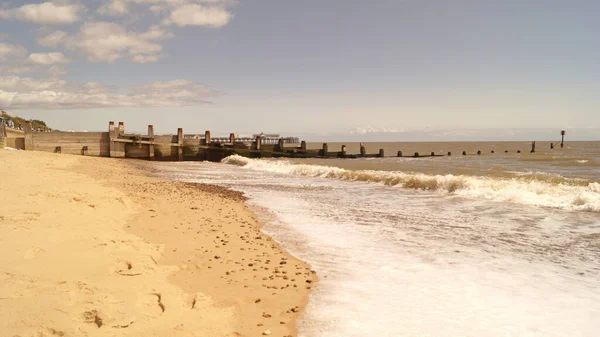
[{"xmin": 0, "ymin": 0, "xmax": 599, "ymax": 140}]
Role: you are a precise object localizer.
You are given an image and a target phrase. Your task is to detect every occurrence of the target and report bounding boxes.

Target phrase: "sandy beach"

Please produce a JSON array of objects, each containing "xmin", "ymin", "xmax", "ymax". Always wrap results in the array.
[{"xmin": 0, "ymin": 149, "xmax": 316, "ymax": 337}]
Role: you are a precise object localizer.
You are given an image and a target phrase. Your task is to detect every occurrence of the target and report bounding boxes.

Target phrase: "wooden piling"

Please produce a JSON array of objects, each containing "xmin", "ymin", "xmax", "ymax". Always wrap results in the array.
[
  {"xmin": 278, "ymin": 138, "xmax": 285, "ymax": 152},
  {"xmin": 491, "ymin": 150, "xmax": 495, "ymax": 154},
  {"xmin": 517, "ymin": 150, "xmax": 521, "ymax": 153},
  {"xmin": 230, "ymin": 133, "xmax": 236, "ymax": 145},
  {"xmin": 379, "ymin": 149, "xmax": 385, "ymax": 158},
  {"xmin": 561, "ymin": 130, "xmax": 565, "ymax": 148},
  {"xmin": 397, "ymin": 151, "xmax": 403, "ymax": 157},
  {"xmin": 177, "ymin": 128, "xmax": 183, "ymax": 161},
  {"xmin": 109, "ymin": 121, "xmax": 125, "ymax": 158},
  {"xmin": 360, "ymin": 143, "xmax": 366, "ymax": 157},
  {"xmin": 81, "ymin": 146, "xmax": 88, "ymax": 156},
  {"xmin": 322, "ymin": 143, "xmax": 328, "ymax": 156},
  {"xmin": 255, "ymin": 135, "xmax": 262, "ymax": 151},
  {"xmin": 205, "ymin": 130, "xmax": 211, "ymax": 145},
  {"xmin": 462, "ymin": 151, "xmax": 467, "ymax": 155},
  {"xmin": 341, "ymin": 145, "xmax": 347, "ymax": 157},
  {"xmin": 530, "ymin": 141, "xmax": 536, "ymax": 153},
  {"xmin": 300, "ymin": 141, "xmax": 307, "ymax": 151},
  {"xmin": 414, "ymin": 152, "xmax": 419, "ymax": 157},
  {"xmin": 505, "ymin": 150, "xmax": 508, "ymax": 153},
  {"xmin": 148, "ymin": 125, "xmax": 155, "ymax": 160},
  {"xmin": 431, "ymin": 151, "xmax": 435, "ymax": 156},
  {"xmin": 24, "ymin": 121, "xmax": 33, "ymax": 150},
  {"xmin": 477, "ymin": 150, "xmax": 481, "ymax": 155},
  {"xmin": 447, "ymin": 152, "xmax": 451, "ymax": 156},
  {"xmin": 550, "ymin": 143, "xmax": 554, "ymax": 149}
]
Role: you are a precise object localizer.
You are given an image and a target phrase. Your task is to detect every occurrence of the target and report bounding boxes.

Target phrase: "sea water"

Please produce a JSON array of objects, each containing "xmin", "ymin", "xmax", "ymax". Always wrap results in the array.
[{"xmin": 153, "ymin": 142, "xmax": 600, "ymax": 337}]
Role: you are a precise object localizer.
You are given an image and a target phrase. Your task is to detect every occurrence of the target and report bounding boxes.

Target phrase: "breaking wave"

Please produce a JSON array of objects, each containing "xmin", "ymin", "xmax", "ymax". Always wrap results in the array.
[{"xmin": 222, "ymin": 155, "xmax": 600, "ymax": 212}]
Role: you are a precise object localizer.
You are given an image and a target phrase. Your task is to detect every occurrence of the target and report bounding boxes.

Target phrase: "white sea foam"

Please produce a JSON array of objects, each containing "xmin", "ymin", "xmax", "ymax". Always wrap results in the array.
[{"xmin": 222, "ymin": 155, "xmax": 600, "ymax": 212}]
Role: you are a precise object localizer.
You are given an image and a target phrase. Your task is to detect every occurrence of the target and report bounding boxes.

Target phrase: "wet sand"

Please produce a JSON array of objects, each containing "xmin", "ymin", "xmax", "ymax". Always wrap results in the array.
[{"xmin": 0, "ymin": 150, "xmax": 315, "ymax": 337}]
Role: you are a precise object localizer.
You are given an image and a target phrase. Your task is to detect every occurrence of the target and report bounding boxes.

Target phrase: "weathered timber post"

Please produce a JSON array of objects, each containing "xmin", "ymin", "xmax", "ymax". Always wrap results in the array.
[
  {"xmin": 81, "ymin": 146, "xmax": 88, "ymax": 156},
  {"xmin": 414, "ymin": 152, "xmax": 419, "ymax": 157},
  {"xmin": 278, "ymin": 138, "xmax": 285, "ymax": 152},
  {"xmin": 108, "ymin": 121, "xmax": 115, "ymax": 157},
  {"xmin": 379, "ymin": 149, "xmax": 385, "ymax": 158},
  {"xmin": 550, "ymin": 143, "xmax": 554, "ymax": 149},
  {"xmin": 530, "ymin": 141, "xmax": 536, "ymax": 153},
  {"xmin": 477, "ymin": 150, "xmax": 481, "ymax": 155},
  {"xmin": 177, "ymin": 128, "xmax": 184, "ymax": 161},
  {"xmin": 505, "ymin": 150, "xmax": 508, "ymax": 153},
  {"xmin": 360, "ymin": 143, "xmax": 366, "ymax": 157},
  {"xmin": 229, "ymin": 133, "xmax": 236, "ymax": 145},
  {"xmin": 322, "ymin": 143, "xmax": 328, "ymax": 156},
  {"xmin": 517, "ymin": 150, "xmax": 521, "ymax": 153},
  {"xmin": 300, "ymin": 141, "xmax": 307, "ymax": 151},
  {"xmin": 0, "ymin": 120, "xmax": 7, "ymax": 148},
  {"xmin": 204, "ymin": 130, "xmax": 211, "ymax": 145},
  {"xmin": 341, "ymin": 145, "xmax": 347, "ymax": 157},
  {"xmin": 462, "ymin": 151, "xmax": 467, "ymax": 155},
  {"xmin": 397, "ymin": 151, "xmax": 403, "ymax": 157},
  {"xmin": 561, "ymin": 130, "xmax": 565, "ymax": 148},
  {"xmin": 109, "ymin": 122, "xmax": 125, "ymax": 158},
  {"xmin": 491, "ymin": 150, "xmax": 495, "ymax": 154},
  {"xmin": 448, "ymin": 152, "xmax": 452, "ymax": 156},
  {"xmin": 255, "ymin": 135, "xmax": 262, "ymax": 151},
  {"xmin": 24, "ymin": 121, "xmax": 33, "ymax": 150},
  {"xmin": 148, "ymin": 125, "xmax": 155, "ymax": 161},
  {"xmin": 431, "ymin": 152, "xmax": 435, "ymax": 156}
]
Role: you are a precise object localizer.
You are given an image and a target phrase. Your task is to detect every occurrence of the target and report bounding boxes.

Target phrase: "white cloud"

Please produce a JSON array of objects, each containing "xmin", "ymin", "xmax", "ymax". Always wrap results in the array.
[
  {"xmin": 29, "ymin": 52, "xmax": 70, "ymax": 65},
  {"xmin": 97, "ymin": 0, "xmax": 129, "ymax": 16},
  {"xmin": 0, "ymin": 1, "xmax": 85, "ymax": 25},
  {"xmin": 65, "ymin": 22, "xmax": 165, "ymax": 63},
  {"xmin": 167, "ymin": 3, "xmax": 232, "ymax": 27},
  {"xmin": 37, "ymin": 30, "xmax": 68, "ymax": 48},
  {"xmin": 0, "ymin": 43, "xmax": 28, "ymax": 61},
  {"xmin": 0, "ymin": 76, "xmax": 215, "ymax": 109}
]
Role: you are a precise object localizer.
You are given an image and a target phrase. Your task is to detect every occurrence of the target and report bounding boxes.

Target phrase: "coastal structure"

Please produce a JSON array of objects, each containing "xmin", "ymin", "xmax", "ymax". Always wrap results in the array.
[{"xmin": 2, "ymin": 120, "xmax": 568, "ymax": 161}]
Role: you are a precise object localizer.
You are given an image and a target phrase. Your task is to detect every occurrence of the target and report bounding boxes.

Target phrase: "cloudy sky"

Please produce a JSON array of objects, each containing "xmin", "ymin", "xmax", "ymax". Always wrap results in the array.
[{"xmin": 0, "ymin": 0, "xmax": 599, "ymax": 140}]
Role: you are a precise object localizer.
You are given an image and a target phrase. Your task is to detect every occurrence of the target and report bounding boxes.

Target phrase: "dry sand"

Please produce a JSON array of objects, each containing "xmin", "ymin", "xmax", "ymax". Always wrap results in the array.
[{"xmin": 0, "ymin": 150, "xmax": 316, "ymax": 337}]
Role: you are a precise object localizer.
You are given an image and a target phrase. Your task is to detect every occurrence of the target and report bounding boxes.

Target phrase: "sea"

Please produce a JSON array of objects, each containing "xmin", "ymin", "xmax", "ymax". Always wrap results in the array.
[{"xmin": 152, "ymin": 141, "xmax": 600, "ymax": 337}]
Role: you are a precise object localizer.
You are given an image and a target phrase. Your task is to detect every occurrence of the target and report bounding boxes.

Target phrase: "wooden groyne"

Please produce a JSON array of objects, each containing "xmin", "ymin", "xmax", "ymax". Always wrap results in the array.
[{"xmin": 3, "ymin": 121, "xmax": 567, "ymax": 162}]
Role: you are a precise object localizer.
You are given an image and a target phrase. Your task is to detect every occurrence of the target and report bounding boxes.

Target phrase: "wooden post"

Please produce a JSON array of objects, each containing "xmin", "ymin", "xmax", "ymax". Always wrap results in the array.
[
  {"xmin": 278, "ymin": 138, "xmax": 285, "ymax": 152},
  {"xmin": 300, "ymin": 141, "xmax": 307, "ymax": 151},
  {"xmin": 24, "ymin": 121, "xmax": 33, "ymax": 150},
  {"xmin": 530, "ymin": 141, "xmax": 536, "ymax": 153},
  {"xmin": 430, "ymin": 151, "xmax": 435, "ymax": 156},
  {"xmin": 255, "ymin": 135, "xmax": 262, "ymax": 151},
  {"xmin": 505, "ymin": 150, "xmax": 508, "ymax": 153},
  {"xmin": 561, "ymin": 130, "xmax": 565, "ymax": 148},
  {"xmin": 360, "ymin": 143, "xmax": 366, "ymax": 156},
  {"xmin": 414, "ymin": 152, "xmax": 419, "ymax": 157},
  {"xmin": 477, "ymin": 150, "xmax": 481, "ymax": 155},
  {"xmin": 462, "ymin": 151, "xmax": 467, "ymax": 155},
  {"xmin": 550, "ymin": 143, "xmax": 554, "ymax": 149},
  {"xmin": 517, "ymin": 150, "xmax": 521, "ymax": 153},
  {"xmin": 379, "ymin": 149, "xmax": 385, "ymax": 158},
  {"xmin": 397, "ymin": 151, "xmax": 403, "ymax": 157},
  {"xmin": 205, "ymin": 130, "xmax": 211, "ymax": 145},
  {"xmin": 341, "ymin": 145, "xmax": 347, "ymax": 157},
  {"xmin": 491, "ymin": 150, "xmax": 495, "ymax": 154},
  {"xmin": 322, "ymin": 143, "xmax": 328, "ymax": 156},
  {"xmin": 177, "ymin": 128, "xmax": 183, "ymax": 161},
  {"xmin": 447, "ymin": 151, "xmax": 452, "ymax": 156},
  {"xmin": 230, "ymin": 133, "xmax": 236, "ymax": 145},
  {"xmin": 108, "ymin": 121, "xmax": 115, "ymax": 157},
  {"xmin": 81, "ymin": 146, "xmax": 88, "ymax": 156},
  {"xmin": 109, "ymin": 122, "xmax": 125, "ymax": 158},
  {"xmin": 0, "ymin": 120, "xmax": 6, "ymax": 148},
  {"xmin": 148, "ymin": 125, "xmax": 155, "ymax": 161}
]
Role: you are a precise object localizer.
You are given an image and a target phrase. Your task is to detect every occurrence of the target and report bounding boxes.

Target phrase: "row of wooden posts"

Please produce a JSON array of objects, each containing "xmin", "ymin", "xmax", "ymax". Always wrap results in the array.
[{"xmin": 322, "ymin": 140, "xmax": 563, "ymax": 158}]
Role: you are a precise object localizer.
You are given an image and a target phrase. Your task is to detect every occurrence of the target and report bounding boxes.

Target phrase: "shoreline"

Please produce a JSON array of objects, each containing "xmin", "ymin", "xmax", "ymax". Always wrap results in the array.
[{"xmin": 0, "ymin": 150, "xmax": 316, "ymax": 337}]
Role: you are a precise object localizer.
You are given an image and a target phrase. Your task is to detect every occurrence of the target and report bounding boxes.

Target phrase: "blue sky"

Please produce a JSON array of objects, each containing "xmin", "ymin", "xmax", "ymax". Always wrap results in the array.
[{"xmin": 1, "ymin": 0, "xmax": 599, "ymax": 140}]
